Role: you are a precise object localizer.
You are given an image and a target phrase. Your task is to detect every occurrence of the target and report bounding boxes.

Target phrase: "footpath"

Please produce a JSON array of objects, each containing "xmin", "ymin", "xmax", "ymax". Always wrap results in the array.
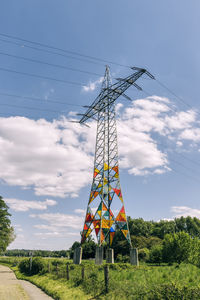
[{"xmin": 0, "ymin": 265, "xmax": 53, "ymax": 300}]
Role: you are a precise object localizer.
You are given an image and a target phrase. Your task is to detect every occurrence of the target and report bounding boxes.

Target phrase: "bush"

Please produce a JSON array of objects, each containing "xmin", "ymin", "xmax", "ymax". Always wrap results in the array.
[
  {"xmin": 163, "ymin": 232, "xmax": 192, "ymax": 264},
  {"xmin": 149, "ymin": 245, "xmax": 163, "ymax": 264},
  {"xmin": 116, "ymin": 254, "xmax": 129, "ymax": 263},
  {"xmin": 138, "ymin": 248, "xmax": 150, "ymax": 262},
  {"xmin": 19, "ymin": 257, "xmax": 48, "ymax": 275}
]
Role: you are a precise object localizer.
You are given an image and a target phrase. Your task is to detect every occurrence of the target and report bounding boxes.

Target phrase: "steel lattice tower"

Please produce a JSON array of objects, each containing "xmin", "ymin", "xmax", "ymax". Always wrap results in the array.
[{"xmin": 79, "ymin": 66, "xmax": 154, "ymax": 247}]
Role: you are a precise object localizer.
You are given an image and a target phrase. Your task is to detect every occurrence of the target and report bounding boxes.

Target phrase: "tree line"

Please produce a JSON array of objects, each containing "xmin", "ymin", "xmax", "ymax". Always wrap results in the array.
[
  {"xmin": 1, "ymin": 191, "xmax": 200, "ymax": 266},
  {"xmin": 70, "ymin": 216, "xmax": 200, "ymax": 265}
]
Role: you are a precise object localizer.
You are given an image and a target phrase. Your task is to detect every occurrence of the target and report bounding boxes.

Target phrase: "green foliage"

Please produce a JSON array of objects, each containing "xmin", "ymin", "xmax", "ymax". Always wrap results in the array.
[
  {"xmin": 19, "ymin": 257, "xmax": 48, "ymax": 275},
  {"xmin": 5, "ymin": 249, "xmax": 69, "ymax": 258},
  {"xmin": 18, "ymin": 258, "xmax": 30, "ymax": 274},
  {"xmin": 163, "ymin": 232, "xmax": 192, "ymax": 264},
  {"xmin": 70, "ymin": 237, "xmax": 96, "ymax": 259},
  {"xmin": 0, "ymin": 196, "xmax": 15, "ymax": 253},
  {"xmin": 149, "ymin": 245, "xmax": 163, "ymax": 264},
  {"xmin": 116, "ymin": 254, "xmax": 130, "ymax": 263},
  {"xmin": 4, "ymin": 257, "xmax": 200, "ymax": 299},
  {"xmin": 138, "ymin": 248, "xmax": 150, "ymax": 262}
]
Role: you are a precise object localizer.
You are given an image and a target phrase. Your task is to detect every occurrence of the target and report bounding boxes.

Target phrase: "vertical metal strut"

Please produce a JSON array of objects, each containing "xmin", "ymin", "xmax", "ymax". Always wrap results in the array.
[{"xmin": 81, "ymin": 66, "xmax": 132, "ymax": 246}]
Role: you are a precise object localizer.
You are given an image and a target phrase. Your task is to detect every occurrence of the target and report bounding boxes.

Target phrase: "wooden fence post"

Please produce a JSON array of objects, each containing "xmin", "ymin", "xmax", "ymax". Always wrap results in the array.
[
  {"xmin": 104, "ymin": 265, "xmax": 109, "ymax": 293},
  {"xmin": 29, "ymin": 257, "xmax": 32, "ymax": 273},
  {"xmin": 66, "ymin": 264, "xmax": 69, "ymax": 280},
  {"xmin": 56, "ymin": 263, "xmax": 58, "ymax": 276},
  {"xmin": 48, "ymin": 262, "xmax": 51, "ymax": 273},
  {"xmin": 81, "ymin": 265, "xmax": 85, "ymax": 280}
]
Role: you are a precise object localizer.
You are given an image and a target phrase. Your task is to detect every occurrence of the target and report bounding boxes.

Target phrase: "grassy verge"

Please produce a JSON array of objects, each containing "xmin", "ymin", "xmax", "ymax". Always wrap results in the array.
[
  {"xmin": 13, "ymin": 267, "xmax": 90, "ymax": 300},
  {"xmin": 2, "ymin": 257, "xmax": 200, "ymax": 299}
]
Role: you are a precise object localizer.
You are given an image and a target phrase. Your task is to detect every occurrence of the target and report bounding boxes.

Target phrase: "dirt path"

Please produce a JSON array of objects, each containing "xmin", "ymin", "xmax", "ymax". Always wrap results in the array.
[{"xmin": 0, "ymin": 265, "xmax": 53, "ymax": 300}]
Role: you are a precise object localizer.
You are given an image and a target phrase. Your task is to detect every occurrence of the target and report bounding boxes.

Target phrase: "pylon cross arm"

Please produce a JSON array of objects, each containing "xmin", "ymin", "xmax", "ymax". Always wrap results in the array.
[{"xmin": 79, "ymin": 67, "xmax": 152, "ymax": 124}]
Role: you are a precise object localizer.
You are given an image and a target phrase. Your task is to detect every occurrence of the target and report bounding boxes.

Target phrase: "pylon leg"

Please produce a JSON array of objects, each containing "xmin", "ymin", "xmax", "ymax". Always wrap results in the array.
[
  {"xmin": 95, "ymin": 246, "xmax": 104, "ymax": 265},
  {"xmin": 130, "ymin": 248, "xmax": 139, "ymax": 266},
  {"xmin": 106, "ymin": 248, "xmax": 114, "ymax": 264},
  {"xmin": 73, "ymin": 247, "xmax": 82, "ymax": 265}
]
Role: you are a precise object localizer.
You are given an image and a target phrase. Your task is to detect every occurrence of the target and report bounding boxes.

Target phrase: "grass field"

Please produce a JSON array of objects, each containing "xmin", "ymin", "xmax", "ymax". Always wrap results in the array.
[{"xmin": 1, "ymin": 257, "xmax": 200, "ymax": 299}]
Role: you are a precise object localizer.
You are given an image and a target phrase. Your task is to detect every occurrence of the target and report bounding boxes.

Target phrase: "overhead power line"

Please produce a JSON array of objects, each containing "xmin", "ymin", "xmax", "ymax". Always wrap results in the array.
[
  {"xmin": 0, "ymin": 32, "xmax": 129, "ymax": 68},
  {"xmin": 156, "ymin": 79, "xmax": 193, "ymax": 110},
  {"xmin": 156, "ymin": 141, "xmax": 200, "ymax": 183},
  {"xmin": 0, "ymin": 50, "xmax": 102, "ymax": 77},
  {"xmin": 0, "ymin": 37, "xmax": 103, "ymax": 67},
  {"xmin": 0, "ymin": 102, "xmax": 66, "ymax": 114},
  {"xmin": 1, "ymin": 31, "xmax": 199, "ymax": 118},
  {"xmin": 0, "ymin": 91, "xmax": 82, "ymax": 106},
  {"xmin": 0, "ymin": 66, "xmax": 85, "ymax": 86}
]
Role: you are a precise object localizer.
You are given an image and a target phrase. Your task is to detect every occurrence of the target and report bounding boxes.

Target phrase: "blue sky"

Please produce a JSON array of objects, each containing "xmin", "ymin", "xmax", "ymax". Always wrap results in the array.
[{"xmin": 0, "ymin": 0, "xmax": 200, "ymax": 250}]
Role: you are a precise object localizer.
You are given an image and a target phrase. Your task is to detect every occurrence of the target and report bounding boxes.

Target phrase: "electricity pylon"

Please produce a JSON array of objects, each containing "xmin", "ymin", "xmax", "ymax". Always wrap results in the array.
[{"xmin": 79, "ymin": 66, "xmax": 154, "ymax": 247}]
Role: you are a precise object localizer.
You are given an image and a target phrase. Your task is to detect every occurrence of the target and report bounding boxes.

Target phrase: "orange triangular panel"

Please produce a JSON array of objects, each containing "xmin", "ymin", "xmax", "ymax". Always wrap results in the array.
[
  {"xmin": 116, "ymin": 214, "xmax": 126, "ymax": 222},
  {"xmin": 102, "ymin": 202, "xmax": 107, "ymax": 211},
  {"xmin": 110, "ymin": 231, "xmax": 115, "ymax": 245},
  {"xmin": 112, "ymin": 166, "xmax": 119, "ymax": 173},
  {"xmin": 94, "ymin": 168, "xmax": 100, "ymax": 178},
  {"xmin": 100, "ymin": 230, "xmax": 104, "ymax": 243}
]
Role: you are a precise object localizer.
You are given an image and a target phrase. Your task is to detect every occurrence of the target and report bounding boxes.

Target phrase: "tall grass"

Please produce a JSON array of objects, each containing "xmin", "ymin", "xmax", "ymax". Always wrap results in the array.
[{"xmin": 1, "ymin": 256, "xmax": 200, "ymax": 299}]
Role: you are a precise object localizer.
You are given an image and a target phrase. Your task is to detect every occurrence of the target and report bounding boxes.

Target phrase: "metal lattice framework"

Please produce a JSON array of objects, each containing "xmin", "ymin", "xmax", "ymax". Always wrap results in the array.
[{"xmin": 79, "ymin": 66, "xmax": 154, "ymax": 246}]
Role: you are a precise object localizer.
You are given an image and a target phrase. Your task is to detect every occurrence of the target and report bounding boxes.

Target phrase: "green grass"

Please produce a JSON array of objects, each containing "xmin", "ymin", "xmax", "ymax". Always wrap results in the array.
[
  {"xmin": 1, "ymin": 257, "xmax": 200, "ymax": 299},
  {"xmin": 13, "ymin": 268, "xmax": 90, "ymax": 300}
]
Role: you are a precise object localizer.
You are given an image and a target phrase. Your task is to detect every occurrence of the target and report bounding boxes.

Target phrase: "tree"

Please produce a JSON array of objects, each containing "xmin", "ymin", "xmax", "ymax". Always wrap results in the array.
[
  {"xmin": 162, "ymin": 232, "xmax": 192, "ymax": 264},
  {"xmin": 149, "ymin": 245, "xmax": 163, "ymax": 264},
  {"xmin": 0, "ymin": 196, "xmax": 15, "ymax": 252}
]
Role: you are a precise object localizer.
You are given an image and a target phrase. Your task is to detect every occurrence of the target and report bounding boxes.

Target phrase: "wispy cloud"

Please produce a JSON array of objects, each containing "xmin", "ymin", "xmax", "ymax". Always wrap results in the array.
[
  {"xmin": 171, "ymin": 206, "xmax": 200, "ymax": 218},
  {"xmin": 30, "ymin": 212, "xmax": 84, "ymax": 230},
  {"xmin": 5, "ymin": 198, "xmax": 57, "ymax": 212},
  {"xmin": 82, "ymin": 77, "xmax": 104, "ymax": 92}
]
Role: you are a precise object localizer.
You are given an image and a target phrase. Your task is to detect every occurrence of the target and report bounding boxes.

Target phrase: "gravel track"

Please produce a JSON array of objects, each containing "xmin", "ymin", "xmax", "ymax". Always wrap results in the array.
[{"xmin": 0, "ymin": 265, "xmax": 53, "ymax": 300}]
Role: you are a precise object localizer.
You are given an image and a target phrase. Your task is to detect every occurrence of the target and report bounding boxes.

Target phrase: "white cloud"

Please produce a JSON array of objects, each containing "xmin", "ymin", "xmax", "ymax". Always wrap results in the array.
[
  {"xmin": 74, "ymin": 208, "xmax": 85, "ymax": 215},
  {"xmin": 82, "ymin": 77, "xmax": 104, "ymax": 92},
  {"xmin": 30, "ymin": 212, "xmax": 84, "ymax": 230},
  {"xmin": 14, "ymin": 224, "xmax": 23, "ymax": 232},
  {"xmin": 0, "ymin": 116, "xmax": 93, "ymax": 198},
  {"xmin": 32, "ymin": 212, "xmax": 84, "ymax": 240},
  {"xmin": 5, "ymin": 198, "xmax": 57, "ymax": 212},
  {"xmin": 0, "ymin": 95, "xmax": 199, "ymax": 197},
  {"xmin": 171, "ymin": 206, "xmax": 200, "ymax": 218},
  {"xmin": 179, "ymin": 128, "xmax": 200, "ymax": 142},
  {"xmin": 34, "ymin": 232, "xmax": 79, "ymax": 239},
  {"xmin": 165, "ymin": 110, "xmax": 196, "ymax": 131}
]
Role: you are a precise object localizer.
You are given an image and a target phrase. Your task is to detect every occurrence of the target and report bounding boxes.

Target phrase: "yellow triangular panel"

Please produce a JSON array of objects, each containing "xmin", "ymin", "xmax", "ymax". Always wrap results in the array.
[
  {"xmin": 104, "ymin": 163, "xmax": 110, "ymax": 171},
  {"xmin": 103, "ymin": 178, "xmax": 108, "ymax": 185},
  {"xmin": 86, "ymin": 228, "xmax": 92, "ymax": 238},
  {"xmin": 122, "ymin": 229, "xmax": 128, "ymax": 238}
]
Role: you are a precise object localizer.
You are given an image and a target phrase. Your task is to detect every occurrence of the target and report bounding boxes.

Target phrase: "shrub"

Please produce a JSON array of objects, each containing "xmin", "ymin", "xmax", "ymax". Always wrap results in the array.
[
  {"xmin": 163, "ymin": 232, "xmax": 192, "ymax": 264},
  {"xmin": 149, "ymin": 245, "xmax": 163, "ymax": 264},
  {"xmin": 19, "ymin": 258, "xmax": 30, "ymax": 274},
  {"xmin": 19, "ymin": 257, "xmax": 48, "ymax": 275},
  {"xmin": 138, "ymin": 248, "xmax": 150, "ymax": 262},
  {"xmin": 116, "ymin": 254, "xmax": 129, "ymax": 263}
]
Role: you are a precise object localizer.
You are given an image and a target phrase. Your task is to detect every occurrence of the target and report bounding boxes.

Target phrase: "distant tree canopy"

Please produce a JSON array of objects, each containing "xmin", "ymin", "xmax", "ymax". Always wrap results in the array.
[
  {"xmin": 111, "ymin": 216, "xmax": 200, "ymax": 258},
  {"xmin": 69, "ymin": 216, "xmax": 200, "ymax": 260},
  {"xmin": 5, "ymin": 249, "xmax": 70, "ymax": 258},
  {"xmin": 6, "ymin": 215, "xmax": 200, "ymax": 264},
  {"xmin": 0, "ymin": 196, "xmax": 15, "ymax": 252}
]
